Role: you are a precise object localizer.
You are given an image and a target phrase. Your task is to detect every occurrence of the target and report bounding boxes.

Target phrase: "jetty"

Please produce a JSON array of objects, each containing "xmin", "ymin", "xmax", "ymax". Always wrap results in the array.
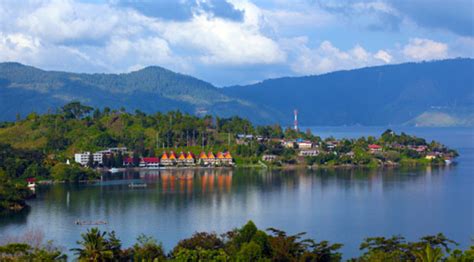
[
  {"xmin": 128, "ymin": 182, "xmax": 147, "ymax": 188},
  {"xmin": 75, "ymin": 220, "xmax": 108, "ymax": 226}
]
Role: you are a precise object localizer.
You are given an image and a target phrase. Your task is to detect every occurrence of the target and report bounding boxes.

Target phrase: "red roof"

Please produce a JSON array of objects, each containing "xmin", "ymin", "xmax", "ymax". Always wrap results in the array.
[
  {"xmin": 141, "ymin": 157, "xmax": 160, "ymax": 163},
  {"xmin": 124, "ymin": 157, "xmax": 134, "ymax": 164},
  {"xmin": 368, "ymin": 144, "xmax": 382, "ymax": 149}
]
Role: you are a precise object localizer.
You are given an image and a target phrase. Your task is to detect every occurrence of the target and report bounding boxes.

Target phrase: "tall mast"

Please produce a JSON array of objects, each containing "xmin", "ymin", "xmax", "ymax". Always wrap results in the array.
[{"xmin": 294, "ymin": 109, "xmax": 298, "ymax": 131}]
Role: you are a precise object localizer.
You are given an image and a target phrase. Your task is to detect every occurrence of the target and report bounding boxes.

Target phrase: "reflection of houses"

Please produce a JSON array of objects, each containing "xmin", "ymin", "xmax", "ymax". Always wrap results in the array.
[
  {"xmin": 368, "ymin": 144, "xmax": 382, "ymax": 153},
  {"xmin": 299, "ymin": 149, "xmax": 319, "ymax": 157}
]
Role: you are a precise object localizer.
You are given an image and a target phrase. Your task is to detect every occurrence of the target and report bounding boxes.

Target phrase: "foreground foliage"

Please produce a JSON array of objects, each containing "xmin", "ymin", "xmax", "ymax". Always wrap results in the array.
[{"xmin": 1, "ymin": 221, "xmax": 472, "ymax": 261}]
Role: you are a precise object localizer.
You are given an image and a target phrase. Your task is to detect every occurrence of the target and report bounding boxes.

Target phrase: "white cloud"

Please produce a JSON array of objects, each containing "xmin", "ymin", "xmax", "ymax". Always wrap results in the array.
[
  {"xmin": 374, "ymin": 50, "xmax": 392, "ymax": 63},
  {"xmin": 0, "ymin": 0, "xmax": 469, "ymax": 85},
  {"xmin": 0, "ymin": 0, "xmax": 287, "ymax": 75},
  {"xmin": 402, "ymin": 38, "xmax": 448, "ymax": 61},
  {"xmin": 289, "ymin": 40, "xmax": 391, "ymax": 75},
  {"xmin": 159, "ymin": 13, "xmax": 286, "ymax": 65}
]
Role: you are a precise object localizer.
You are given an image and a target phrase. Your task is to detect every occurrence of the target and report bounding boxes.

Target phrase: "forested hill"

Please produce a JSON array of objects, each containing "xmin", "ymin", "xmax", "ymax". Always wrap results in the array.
[
  {"xmin": 224, "ymin": 58, "xmax": 474, "ymax": 126},
  {"xmin": 0, "ymin": 62, "xmax": 279, "ymax": 123},
  {"xmin": 1, "ymin": 58, "xmax": 473, "ymax": 126}
]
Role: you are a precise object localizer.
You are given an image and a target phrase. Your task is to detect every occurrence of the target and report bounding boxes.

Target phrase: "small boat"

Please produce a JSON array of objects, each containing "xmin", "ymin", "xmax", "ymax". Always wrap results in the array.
[
  {"xmin": 128, "ymin": 182, "xmax": 147, "ymax": 188},
  {"xmin": 109, "ymin": 168, "xmax": 120, "ymax": 173}
]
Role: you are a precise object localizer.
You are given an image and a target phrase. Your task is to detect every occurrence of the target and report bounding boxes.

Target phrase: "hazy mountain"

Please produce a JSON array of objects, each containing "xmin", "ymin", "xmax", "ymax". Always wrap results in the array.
[
  {"xmin": 223, "ymin": 58, "xmax": 474, "ymax": 126},
  {"xmin": 0, "ymin": 62, "xmax": 278, "ymax": 123},
  {"xmin": 1, "ymin": 58, "xmax": 473, "ymax": 126}
]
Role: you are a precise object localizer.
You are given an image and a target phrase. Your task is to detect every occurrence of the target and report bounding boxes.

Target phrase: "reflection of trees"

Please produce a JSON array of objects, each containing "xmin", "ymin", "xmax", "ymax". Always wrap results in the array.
[
  {"xmin": 0, "ymin": 205, "xmax": 31, "ymax": 227},
  {"xmin": 27, "ymin": 166, "xmax": 452, "ymax": 222}
]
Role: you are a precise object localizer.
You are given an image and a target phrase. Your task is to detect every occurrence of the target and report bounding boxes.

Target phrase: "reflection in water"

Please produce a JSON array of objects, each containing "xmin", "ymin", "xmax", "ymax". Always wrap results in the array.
[
  {"xmin": 1, "ymin": 126, "xmax": 472, "ymax": 258},
  {"xmin": 0, "ymin": 163, "xmax": 470, "ymax": 259}
]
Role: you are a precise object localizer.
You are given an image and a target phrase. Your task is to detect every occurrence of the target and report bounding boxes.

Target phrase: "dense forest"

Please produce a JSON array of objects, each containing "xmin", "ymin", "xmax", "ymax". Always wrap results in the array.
[{"xmin": 0, "ymin": 221, "xmax": 472, "ymax": 261}]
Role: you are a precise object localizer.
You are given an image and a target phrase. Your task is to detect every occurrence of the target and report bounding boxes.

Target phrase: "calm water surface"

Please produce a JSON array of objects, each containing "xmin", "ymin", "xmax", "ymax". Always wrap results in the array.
[{"xmin": 0, "ymin": 127, "xmax": 473, "ymax": 258}]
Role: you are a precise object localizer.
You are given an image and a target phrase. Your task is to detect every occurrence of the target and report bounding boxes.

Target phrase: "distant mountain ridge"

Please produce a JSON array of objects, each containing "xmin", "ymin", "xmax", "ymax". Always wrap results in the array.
[
  {"xmin": 224, "ymin": 58, "xmax": 474, "ymax": 126},
  {"xmin": 0, "ymin": 62, "xmax": 279, "ymax": 123},
  {"xmin": 0, "ymin": 58, "xmax": 473, "ymax": 126}
]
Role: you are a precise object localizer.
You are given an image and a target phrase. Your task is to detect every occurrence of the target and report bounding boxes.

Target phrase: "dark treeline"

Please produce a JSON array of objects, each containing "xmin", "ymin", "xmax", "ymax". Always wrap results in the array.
[{"xmin": 0, "ymin": 221, "xmax": 472, "ymax": 261}]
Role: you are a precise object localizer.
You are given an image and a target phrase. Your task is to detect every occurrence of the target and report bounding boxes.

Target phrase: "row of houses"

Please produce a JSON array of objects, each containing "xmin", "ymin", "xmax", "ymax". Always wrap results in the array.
[{"xmin": 123, "ymin": 151, "xmax": 234, "ymax": 167}]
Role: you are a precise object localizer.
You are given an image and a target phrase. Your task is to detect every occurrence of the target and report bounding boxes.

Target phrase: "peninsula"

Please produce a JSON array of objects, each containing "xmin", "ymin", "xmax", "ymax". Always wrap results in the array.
[{"xmin": 0, "ymin": 102, "xmax": 459, "ymax": 213}]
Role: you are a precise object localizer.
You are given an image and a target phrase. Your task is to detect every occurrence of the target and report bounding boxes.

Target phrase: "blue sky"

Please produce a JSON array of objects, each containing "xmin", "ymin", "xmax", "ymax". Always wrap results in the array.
[{"xmin": 0, "ymin": 0, "xmax": 473, "ymax": 86}]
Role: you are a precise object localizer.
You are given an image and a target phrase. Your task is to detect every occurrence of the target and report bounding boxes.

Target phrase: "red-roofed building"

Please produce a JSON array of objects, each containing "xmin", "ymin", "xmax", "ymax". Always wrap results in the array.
[
  {"xmin": 368, "ymin": 144, "xmax": 382, "ymax": 153},
  {"xmin": 140, "ymin": 157, "xmax": 160, "ymax": 168},
  {"xmin": 123, "ymin": 157, "xmax": 134, "ymax": 166}
]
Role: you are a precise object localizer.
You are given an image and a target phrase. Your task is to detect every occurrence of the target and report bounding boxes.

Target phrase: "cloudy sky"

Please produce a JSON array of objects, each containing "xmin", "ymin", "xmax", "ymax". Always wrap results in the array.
[{"xmin": 0, "ymin": 0, "xmax": 473, "ymax": 86}]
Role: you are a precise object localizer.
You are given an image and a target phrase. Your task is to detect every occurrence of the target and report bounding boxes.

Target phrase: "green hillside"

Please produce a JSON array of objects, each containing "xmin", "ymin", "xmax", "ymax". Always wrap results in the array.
[
  {"xmin": 0, "ymin": 62, "xmax": 277, "ymax": 123},
  {"xmin": 1, "ymin": 59, "xmax": 473, "ymax": 126}
]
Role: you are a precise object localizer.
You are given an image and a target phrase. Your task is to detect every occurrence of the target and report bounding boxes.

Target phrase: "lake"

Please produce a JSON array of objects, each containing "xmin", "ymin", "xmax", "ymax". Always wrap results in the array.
[{"xmin": 0, "ymin": 126, "xmax": 473, "ymax": 259}]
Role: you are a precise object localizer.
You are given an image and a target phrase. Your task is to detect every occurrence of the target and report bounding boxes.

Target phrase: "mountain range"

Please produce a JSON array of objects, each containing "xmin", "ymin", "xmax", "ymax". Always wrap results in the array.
[{"xmin": 0, "ymin": 58, "xmax": 473, "ymax": 126}]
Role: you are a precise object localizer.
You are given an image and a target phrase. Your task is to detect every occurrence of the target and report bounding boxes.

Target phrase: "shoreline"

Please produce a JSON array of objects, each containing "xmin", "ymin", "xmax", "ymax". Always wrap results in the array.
[{"xmin": 33, "ymin": 161, "xmax": 455, "ymax": 185}]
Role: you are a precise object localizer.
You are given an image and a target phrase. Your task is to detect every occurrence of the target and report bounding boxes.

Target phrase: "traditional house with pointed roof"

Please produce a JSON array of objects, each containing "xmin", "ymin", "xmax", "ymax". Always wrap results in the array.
[
  {"xmin": 177, "ymin": 152, "xmax": 187, "ymax": 165},
  {"xmin": 169, "ymin": 151, "xmax": 177, "ymax": 160},
  {"xmin": 198, "ymin": 151, "xmax": 210, "ymax": 166},
  {"xmin": 222, "ymin": 151, "xmax": 234, "ymax": 165},
  {"xmin": 161, "ymin": 152, "xmax": 174, "ymax": 166},
  {"xmin": 207, "ymin": 152, "xmax": 216, "ymax": 165},
  {"xmin": 186, "ymin": 152, "xmax": 195, "ymax": 165}
]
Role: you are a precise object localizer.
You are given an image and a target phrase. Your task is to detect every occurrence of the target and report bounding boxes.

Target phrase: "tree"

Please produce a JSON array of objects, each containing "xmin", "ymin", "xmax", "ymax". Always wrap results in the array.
[
  {"xmin": 413, "ymin": 244, "xmax": 444, "ymax": 262},
  {"xmin": 173, "ymin": 232, "xmax": 224, "ymax": 254},
  {"xmin": 62, "ymin": 102, "xmax": 93, "ymax": 119},
  {"xmin": 132, "ymin": 234, "xmax": 166, "ymax": 261},
  {"xmin": 71, "ymin": 228, "xmax": 114, "ymax": 261},
  {"xmin": 236, "ymin": 241, "xmax": 262, "ymax": 261}
]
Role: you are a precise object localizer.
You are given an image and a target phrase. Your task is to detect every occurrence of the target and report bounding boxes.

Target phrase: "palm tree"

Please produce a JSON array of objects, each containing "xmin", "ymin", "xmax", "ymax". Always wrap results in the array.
[
  {"xmin": 71, "ymin": 228, "xmax": 113, "ymax": 261},
  {"xmin": 414, "ymin": 244, "xmax": 444, "ymax": 262}
]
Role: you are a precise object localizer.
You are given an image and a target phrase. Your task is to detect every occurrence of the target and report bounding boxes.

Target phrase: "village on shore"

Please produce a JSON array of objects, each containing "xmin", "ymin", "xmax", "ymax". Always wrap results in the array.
[{"xmin": 73, "ymin": 128, "xmax": 457, "ymax": 171}]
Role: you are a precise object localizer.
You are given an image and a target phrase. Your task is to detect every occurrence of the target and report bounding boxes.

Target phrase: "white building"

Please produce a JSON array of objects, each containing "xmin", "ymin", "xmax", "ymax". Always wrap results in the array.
[
  {"xmin": 299, "ymin": 149, "xmax": 319, "ymax": 157},
  {"xmin": 297, "ymin": 141, "xmax": 313, "ymax": 149},
  {"xmin": 74, "ymin": 152, "xmax": 104, "ymax": 166}
]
